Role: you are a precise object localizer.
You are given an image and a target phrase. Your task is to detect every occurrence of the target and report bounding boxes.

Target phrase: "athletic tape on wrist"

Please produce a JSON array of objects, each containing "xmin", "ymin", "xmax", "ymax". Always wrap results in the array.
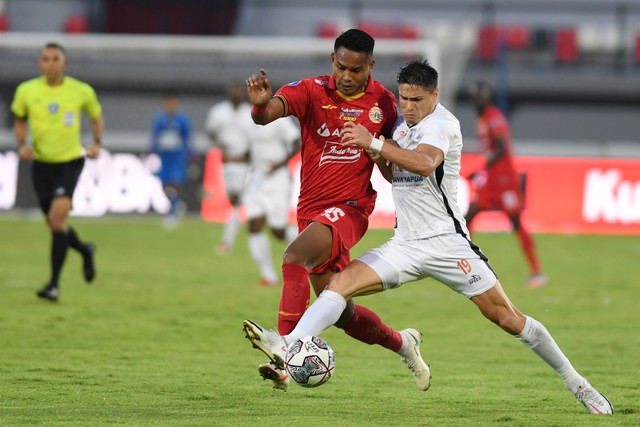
[{"xmin": 369, "ymin": 137, "xmax": 384, "ymax": 154}]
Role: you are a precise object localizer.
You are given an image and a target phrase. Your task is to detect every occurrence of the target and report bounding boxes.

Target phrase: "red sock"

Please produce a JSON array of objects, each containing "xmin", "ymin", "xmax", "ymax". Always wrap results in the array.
[
  {"xmin": 278, "ymin": 263, "xmax": 310, "ymax": 334},
  {"xmin": 342, "ymin": 304, "xmax": 403, "ymax": 352},
  {"xmin": 516, "ymin": 226, "xmax": 541, "ymax": 274}
]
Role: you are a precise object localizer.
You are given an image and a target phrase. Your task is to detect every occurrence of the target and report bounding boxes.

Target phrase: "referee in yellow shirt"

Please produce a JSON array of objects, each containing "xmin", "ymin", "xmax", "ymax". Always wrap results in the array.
[{"xmin": 11, "ymin": 42, "xmax": 104, "ymax": 301}]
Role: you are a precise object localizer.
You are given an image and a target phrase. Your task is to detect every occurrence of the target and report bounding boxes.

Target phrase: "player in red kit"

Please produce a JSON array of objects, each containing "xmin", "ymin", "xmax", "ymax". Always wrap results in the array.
[
  {"xmin": 465, "ymin": 81, "xmax": 547, "ymax": 288},
  {"xmin": 244, "ymin": 29, "xmax": 430, "ymax": 392}
]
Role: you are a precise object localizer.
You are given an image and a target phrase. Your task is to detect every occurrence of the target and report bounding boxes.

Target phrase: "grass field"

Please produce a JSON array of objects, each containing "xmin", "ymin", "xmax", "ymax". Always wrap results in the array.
[{"xmin": 0, "ymin": 214, "xmax": 639, "ymax": 426}]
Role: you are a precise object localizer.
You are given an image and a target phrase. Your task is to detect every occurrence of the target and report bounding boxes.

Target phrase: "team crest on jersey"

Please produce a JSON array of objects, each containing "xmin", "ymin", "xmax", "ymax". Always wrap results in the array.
[
  {"xmin": 369, "ymin": 106, "xmax": 383, "ymax": 124},
  {"xmin": 407, "ymin": 128, "xmax": 417, "ymax": 143},
  {"xmin": 287, "ymin": 80, "xmax": 301, "ymax": 86},
  {"xmin": 314, "ymin": 79, "xmax": 329, "ymax": 86},
  {"xmin": 339, "ymin": 108, "xmax": 363, "ymax": 122},
  {"xmin": 48, "ymin": 103, "xmax": 59, "ymax": 114}
]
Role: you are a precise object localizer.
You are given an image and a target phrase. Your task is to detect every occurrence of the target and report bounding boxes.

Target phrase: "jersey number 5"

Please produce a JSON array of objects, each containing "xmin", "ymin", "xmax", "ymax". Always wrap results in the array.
[{"xmin": 322, "ymin": 207, "xmax": 345, "ymax": 223}]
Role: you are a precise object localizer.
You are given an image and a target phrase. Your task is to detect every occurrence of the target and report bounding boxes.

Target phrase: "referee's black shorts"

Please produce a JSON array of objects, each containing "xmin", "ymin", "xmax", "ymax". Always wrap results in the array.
[{"xmin": 32, "ymin": 157, "xmax": 85, "ymax": 214}]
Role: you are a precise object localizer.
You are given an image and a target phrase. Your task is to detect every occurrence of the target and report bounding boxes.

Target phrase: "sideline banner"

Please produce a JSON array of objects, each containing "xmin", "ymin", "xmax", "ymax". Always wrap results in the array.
[
  {"xmin": 0, "ymin": 150, "xmax": 203, "ymax": 216},
  {"xmin": 201, "ymin": 150, "xmax": 640, "ymax": 235}
]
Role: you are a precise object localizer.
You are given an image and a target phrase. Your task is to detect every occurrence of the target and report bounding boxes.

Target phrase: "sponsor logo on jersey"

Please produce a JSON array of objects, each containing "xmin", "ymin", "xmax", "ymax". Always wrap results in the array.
[
  {"xmin": 392, "ymin": 174, "xmax": 424, "ymax": 185},
  {"xmin": 322, "ymin": 105, "xmax": 338, "ymax": 110},
  {"xmin": 287, "ymin": 80, "xmax": 301, "ymax": 86},
  {"xmin": 339, "ymin": 108, "xmax": 363, "ymax": 122},
  {"xmin": 316, "ymin": 123, "xmax": 341, "ymax": 138},
  {"xmin": 48, "ymin": 103, "xmax": 59, "ymax": 114},
  {"xmin": 319, "ymin": 142, "xmax": 361, "ymax": 166},
  {"xmin": 369, "ymin": 106, "xmax": 383, "ymax": 124}
]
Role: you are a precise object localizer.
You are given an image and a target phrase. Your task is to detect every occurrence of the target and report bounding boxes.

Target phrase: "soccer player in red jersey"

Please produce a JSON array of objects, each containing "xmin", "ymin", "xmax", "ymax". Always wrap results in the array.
[
  {"xmin": 245, "ymin": 29, "xmax": 429, "ymax": 391},
  {"xmin": 465, "ymin": 81, "xmax": 546, "ymax": 288}
]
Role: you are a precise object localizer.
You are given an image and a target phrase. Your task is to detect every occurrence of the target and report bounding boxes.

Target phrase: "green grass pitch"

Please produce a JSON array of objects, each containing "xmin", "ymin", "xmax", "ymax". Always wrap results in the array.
[{"xmin": 0, "ymin": 214, "xmax": 638, "ymax": 426}]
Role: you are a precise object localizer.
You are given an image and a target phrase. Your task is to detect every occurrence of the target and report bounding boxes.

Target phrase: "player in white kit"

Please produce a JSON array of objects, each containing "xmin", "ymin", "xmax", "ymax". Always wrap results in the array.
[
  {"xmin": 205, "ymin": 83, "xmax": 254, "ymax": 254},
  {"xmin": 243, "ymin": 60, "xmax": 613, "ymax": 414},
  {"xmin": 244, "ymin": 117, "xmax": 300, "ymax": 285}
]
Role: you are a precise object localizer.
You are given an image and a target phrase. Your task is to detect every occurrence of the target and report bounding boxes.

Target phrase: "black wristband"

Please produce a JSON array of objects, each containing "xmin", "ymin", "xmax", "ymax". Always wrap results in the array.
[{"xmin": 94, "ymin": 138, "xmax": 103, "ymax": 145}]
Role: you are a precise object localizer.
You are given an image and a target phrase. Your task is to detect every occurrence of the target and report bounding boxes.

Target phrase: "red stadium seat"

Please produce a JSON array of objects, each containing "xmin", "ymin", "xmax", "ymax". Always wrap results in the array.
[
  {"xmin": 318, "ymin": 21, "xmax": 420, "ymax": 40},
  {"xmin": 0, "ymin": 13, "xmax": 9, "ymax": 32},
  {"xmin": 317, "ymin": 22, "xmax": 340, "ymax": 38},
  {"xmin": 504, "ymin": 25, "xmax": 530, "ymax": 50},
  {"xmin": 64, "ymin": 15, "xmax": 88, "ymax": 33},
  {"xmin": 475, "ymin": 25, "xmax": 501, "ymax": 61},
  {"xmin": 554, "ymin": 28, "xmax": 579, "ymax": 64}
]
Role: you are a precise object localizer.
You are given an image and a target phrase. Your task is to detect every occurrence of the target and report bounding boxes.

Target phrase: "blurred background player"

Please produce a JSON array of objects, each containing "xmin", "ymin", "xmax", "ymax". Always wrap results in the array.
[
  {"xmin": 205, "ymin": 83, "xmax": 253, "ymax": 255},
  {"xmin": 246, "ymin": 29, "xmax": 428, "ymax": 392},
  {"xmin": 465, "ymin": 81, "xmax": 547, "ymax": 288},
  {"xmin": 149, "ymin": 93, "xmax": 193, "ymax": 229},
  {"xmin": 11, "ymin": 42, "xmax": 103, "ymax": 301},
  {"xmin": 244, "ymin": 117, "xmax": 301, "ymax": 286}
]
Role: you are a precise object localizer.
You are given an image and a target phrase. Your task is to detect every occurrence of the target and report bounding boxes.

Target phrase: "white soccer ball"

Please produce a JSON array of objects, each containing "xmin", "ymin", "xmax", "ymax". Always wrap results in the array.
[{"xmin": 285, "ymin": 335, "xmax": 336, "ymax": 388}]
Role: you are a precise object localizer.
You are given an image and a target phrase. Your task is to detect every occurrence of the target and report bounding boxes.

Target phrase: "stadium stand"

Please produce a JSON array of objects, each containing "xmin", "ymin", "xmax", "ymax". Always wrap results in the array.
[
  {"xmin": 0, "ymin": 14, "xmax": 8, "ymax": 32},
  {"xmin": 64, "ymin": 15, "xmax": 88, "ymax": 33},
  {"xmin": 554, "ymin": 28, "xmax": 579, "ymax": 64}
]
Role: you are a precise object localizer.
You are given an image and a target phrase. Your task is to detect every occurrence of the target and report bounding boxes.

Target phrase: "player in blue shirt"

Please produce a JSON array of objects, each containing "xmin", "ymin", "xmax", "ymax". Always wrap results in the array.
[{"xmin": 149, "ymin": 94, "xmax": 193, "ymax": 227}]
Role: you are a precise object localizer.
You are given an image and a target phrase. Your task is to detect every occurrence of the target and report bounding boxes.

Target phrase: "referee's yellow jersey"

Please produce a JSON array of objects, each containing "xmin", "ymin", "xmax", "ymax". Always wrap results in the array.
[{"xmin": 11, "ymin": 76, "xmax": 102, "ymax": 163}]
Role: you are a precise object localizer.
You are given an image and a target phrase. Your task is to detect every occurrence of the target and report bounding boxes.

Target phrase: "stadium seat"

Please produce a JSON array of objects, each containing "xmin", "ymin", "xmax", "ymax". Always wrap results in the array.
[
  {"xmin": 318, "ymin": 21, "xmax": 420, "ymax": 40},
  {"xmin": 554, "ymin": 28, "xmax": 579, "ymax": 64},
  {"xmin": 504, "ymin": 25, "xmax": 530, "ymax": 50},
  {"xmin": 0, "ymin": 13, "xmax": 9, "ymax": 32},
  {"xmin": 64, "ymin": 15, "xmax": 88, "ymax": 33},
  {"xmin": 317, "ymin": 22, "xmax": 340, "ymax": 38},
  {"xmin": 475, "ymin": 25, "xmax": 501, "ymax": 61}
]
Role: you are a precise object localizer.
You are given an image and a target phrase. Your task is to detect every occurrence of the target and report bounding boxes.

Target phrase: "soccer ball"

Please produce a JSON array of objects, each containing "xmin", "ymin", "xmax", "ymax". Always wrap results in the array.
[{"xmin": 285, "ymin": 336, "xmax": 336, "ymax": 388}]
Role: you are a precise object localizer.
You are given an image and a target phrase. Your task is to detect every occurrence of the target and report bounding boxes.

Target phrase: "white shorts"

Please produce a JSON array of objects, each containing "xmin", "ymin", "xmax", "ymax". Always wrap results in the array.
[
  {"xmin": 357, "ymin": 233, "xmax": 497, "ymax": 298},
  {"xmin": 243, "ymin": 168, "xmax": 291, "ymax": 228},
  {"xmin": 222, "ymin": 163, "xmax": 249, "ymax": 197}
]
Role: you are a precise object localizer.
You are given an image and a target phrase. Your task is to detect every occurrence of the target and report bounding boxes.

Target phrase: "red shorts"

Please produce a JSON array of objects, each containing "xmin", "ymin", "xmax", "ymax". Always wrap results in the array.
[
  {"xmin": 298, "ymin": 202, "xmax": 373, "ymax": 275},
  {"xmin": 473, "ymin": 172, "xmax": 524, "ymax": 215}
]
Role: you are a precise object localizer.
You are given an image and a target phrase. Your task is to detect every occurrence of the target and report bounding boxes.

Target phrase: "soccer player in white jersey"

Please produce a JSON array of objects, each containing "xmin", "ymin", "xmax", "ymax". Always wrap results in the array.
[
  {"xmin": 244, "ymin": 117, "xmax": 301, "ymax": 286},
  {"xmin": 243, "ymin": 60, "xmax": 613, "ymax": 415},
  {"xmin": 205, "ymin": 83, "xmax": 254, "ymax": 255}
]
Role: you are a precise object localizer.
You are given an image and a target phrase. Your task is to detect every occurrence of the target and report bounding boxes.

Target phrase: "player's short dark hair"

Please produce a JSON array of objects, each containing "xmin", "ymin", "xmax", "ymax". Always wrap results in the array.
[
  {"xmin": 334, "ymin": 29, "xmax": 375, "ymax": 58},
  {"xmin": 41, "ymin": 42, "xmax": 66, "ymax": 55},
  {"xmin": 397, "ymin": 59, "xmax": 438, "ymax": 91}
]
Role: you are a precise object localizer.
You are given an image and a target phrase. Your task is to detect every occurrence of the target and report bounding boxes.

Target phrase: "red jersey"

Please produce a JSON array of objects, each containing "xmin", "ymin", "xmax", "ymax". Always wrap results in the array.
[
  {"xmin": 276, "ymin": 75, "xmax": 397, "ymax": 219},
  {"xmin": 476, "ymin": 105, "xmax": 517, "ymax": 179}
]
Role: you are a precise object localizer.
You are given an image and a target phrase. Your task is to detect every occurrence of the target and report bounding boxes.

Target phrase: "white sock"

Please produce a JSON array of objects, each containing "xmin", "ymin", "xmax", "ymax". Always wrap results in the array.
[
  {"xmin": 222, "ymin": 207, "xmax": 240, "ymax": 247},
  {"xmin": 284, "ymin": 290, "xmax": 346, "ymax": 342},
  {"xmin": 516, "ymin": 316, "xmax": 585, "ymax": 393},
  {"xmin": 284, "ymin": 225, "xmax": 298, "ymax": 244},
  {"xmin": 248, "ymin": 232, "xmax": 278, "ymax": 283}
]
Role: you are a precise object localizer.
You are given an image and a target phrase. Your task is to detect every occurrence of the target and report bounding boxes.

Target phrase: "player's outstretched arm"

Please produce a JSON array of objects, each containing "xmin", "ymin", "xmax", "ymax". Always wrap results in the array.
[{"xmin": 246, "ymin": 68, "xmax": 284, "ymax": 125}]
